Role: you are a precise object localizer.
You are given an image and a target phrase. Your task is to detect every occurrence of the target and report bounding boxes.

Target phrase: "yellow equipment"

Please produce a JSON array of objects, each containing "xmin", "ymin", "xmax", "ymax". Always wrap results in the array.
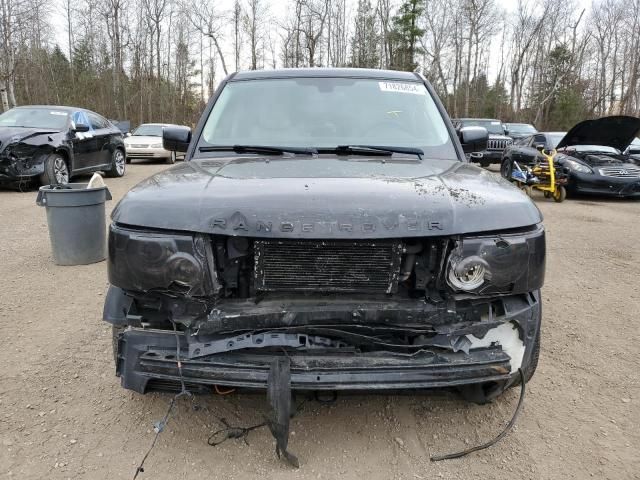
[{"xmin": 514, "ymin": 149, "xmax": 567, "ymax": 202}]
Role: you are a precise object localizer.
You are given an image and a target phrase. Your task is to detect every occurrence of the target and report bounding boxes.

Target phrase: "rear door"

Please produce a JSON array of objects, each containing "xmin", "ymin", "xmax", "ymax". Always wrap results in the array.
[
  {"xmin": 70, "ymin": 111, "xmax": 97, "ymax": 171},
  {"xmin": 86, "ymin": 112, "xmax": 111, "ymax": 167}
]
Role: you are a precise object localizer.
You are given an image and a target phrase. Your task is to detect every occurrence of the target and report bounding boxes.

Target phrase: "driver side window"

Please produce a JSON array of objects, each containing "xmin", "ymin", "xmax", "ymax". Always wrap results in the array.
[
  {"xmin": 72, "ymin": 111, "xmax": 91, "ymax": 130},
  {"xmin": 532, "ymin": 134, "xmax": 546, "ymax": 148}
]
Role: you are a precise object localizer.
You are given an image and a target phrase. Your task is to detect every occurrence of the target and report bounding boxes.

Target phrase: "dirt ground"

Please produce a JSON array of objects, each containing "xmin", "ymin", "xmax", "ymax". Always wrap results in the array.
[{"xmin": 1, "ymin": 162, "xmax": 638, "ymax": 480}]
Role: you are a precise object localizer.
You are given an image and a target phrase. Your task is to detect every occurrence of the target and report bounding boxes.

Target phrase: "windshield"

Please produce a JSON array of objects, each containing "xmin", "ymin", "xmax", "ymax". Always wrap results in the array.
[
  {"xmin": 133, "ymin": 124, "xmax": 164, "ymax": 136},
  {"xmin": 460, "ymin": 119, "xmax": 504, "ymax": 135},
  {"xmin": 547, "ymin": 133, "xmax": 566, "ymax": 148},
  {"xmin": 199, "ymin": 77, "xmax": 457, "ymax": 160},
  {"xmin": 0, "ymin": 108, "xmax": 69, "ymax": 129},
  {"xmin": 507, "ymin": 124, "xmax": 536, "ymax": 134}
]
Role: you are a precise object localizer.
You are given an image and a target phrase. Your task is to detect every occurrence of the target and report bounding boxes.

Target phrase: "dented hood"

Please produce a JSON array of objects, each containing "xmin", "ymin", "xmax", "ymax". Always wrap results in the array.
[
  {"xmin": 0, "ymin": 127, "xmax": 59, "ymax": 151},
  {"xmin": 112, "ymin": 156, "xmax": 542, "ymax": 238},
  {"xmin": 556, "ymin": 115, "xmax": 640, "ymax": 152}
]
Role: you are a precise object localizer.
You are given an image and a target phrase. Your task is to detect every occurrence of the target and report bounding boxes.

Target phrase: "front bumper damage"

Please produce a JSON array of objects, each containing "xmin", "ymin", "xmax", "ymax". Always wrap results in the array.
[
  {"xmin": 108, "ymin": 290, "xmax": 541, "ymax": 395},
  {"xmin": 0, "ymin": 149, "xmax": 47, "ymax": 185}
]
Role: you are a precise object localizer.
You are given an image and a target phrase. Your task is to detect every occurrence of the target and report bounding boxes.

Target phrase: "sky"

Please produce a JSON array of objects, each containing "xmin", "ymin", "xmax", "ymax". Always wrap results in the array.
[{"xmin": 49, "ymin": 0, "xmax": 594, "ymax": 80}]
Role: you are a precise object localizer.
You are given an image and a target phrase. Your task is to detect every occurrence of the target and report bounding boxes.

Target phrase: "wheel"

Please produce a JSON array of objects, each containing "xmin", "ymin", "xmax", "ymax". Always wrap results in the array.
[
  {"xmin": 543, "ymin": 191, "xmax": 551, "ymax": 198},
  {"xmin": 105, "ymin": 148, "xmax": 126, "ymax": 177},
  {"xmin": 166, "ymin": 151, "xmax": 176, "ymax": 164},
  {"xmin": 39, "ymin": 153, "xmax": 69, "ymax": 185},
  {"xmin": 552, "ymin": 185, "xmax": 566, "ymax": 202},
  {"xmin": 112, "ymin": 325, "xmax": 125, "ymax": 365},
  {"xmin": 500, "ymin": 158, "xmax": 512, "ymax": 179}
]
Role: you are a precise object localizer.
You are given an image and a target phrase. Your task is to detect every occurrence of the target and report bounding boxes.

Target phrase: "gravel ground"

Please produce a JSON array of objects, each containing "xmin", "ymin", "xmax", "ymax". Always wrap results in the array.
[{"xmin": 1, "ymin": 163, "xmax": 638, "ymax": 480}]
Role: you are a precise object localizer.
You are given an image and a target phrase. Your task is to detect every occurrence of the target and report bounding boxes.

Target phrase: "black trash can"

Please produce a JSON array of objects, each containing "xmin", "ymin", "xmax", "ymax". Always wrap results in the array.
[{"xmin": 36, "ymin": 183, "xmax": 112, "ymax": 266}]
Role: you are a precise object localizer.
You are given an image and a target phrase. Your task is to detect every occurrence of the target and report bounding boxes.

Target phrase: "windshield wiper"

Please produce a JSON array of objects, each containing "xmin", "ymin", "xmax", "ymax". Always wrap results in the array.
[
  {"xmin": 198, "ymin": 144, "xmax": 317, "ymax": 155},
  {"xmin": 318, "ymin": 145, "xmax": 424, "ymax": 159}
]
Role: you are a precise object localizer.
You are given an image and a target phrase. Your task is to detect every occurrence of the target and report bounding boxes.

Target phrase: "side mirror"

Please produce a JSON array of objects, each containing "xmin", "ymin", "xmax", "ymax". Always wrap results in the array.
[
  {"xmin": 504, "ymin": 129, "xmax": 510, "ymax": 136},
  {"xmin": 163, "ymin": 126, "xmax": 191, "ymax": 153},
  {"xmin": 74, "ymin": 123, "xmax": 90, "ymax": 133},
  {"xmin": 459, "ymin": 126, "xmax": 488, "ymax": 154},
  {"xmin": 534, "ymin": 142, "xmax": 545, "ymax": 151}
]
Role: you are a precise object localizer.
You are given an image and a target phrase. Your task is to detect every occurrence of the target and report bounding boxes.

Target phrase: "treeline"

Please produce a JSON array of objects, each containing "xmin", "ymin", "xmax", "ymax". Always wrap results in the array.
[{"xmin": 1, "ymin": 0, "xmax": 639, "ymax": 130}]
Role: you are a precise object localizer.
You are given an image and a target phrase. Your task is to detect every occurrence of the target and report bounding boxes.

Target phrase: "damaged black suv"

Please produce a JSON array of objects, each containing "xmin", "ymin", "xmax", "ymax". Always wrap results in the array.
[{"xmin": 104, "ymin": 69, "xmax": 545, "ymax": 405}]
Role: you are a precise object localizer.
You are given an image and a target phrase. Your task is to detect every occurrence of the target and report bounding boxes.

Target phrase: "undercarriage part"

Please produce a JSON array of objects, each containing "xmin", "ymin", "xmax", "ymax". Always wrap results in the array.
[
  {"xmin": 431, "ymin": 368, "xmax": 526, "ymax": 461},
  {"xmin": 266, "ymin": 358, "xmax": 299, "ymax": 467},
  {"xmin": 188, "ymin": 331, "xmax": 349, "ymax": 358}
]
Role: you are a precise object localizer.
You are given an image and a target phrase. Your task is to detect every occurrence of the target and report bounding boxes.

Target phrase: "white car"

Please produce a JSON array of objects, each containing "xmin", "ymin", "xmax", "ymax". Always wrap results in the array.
[{"xmin": 124, "ymin": 123, "xmax": 186, "ymax": 164}]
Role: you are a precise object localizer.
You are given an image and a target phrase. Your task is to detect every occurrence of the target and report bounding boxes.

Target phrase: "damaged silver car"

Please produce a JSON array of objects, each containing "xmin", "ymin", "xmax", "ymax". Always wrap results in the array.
[{"xmin": 104, "ymin": 69, "xmax": 544, "ymax": 410}]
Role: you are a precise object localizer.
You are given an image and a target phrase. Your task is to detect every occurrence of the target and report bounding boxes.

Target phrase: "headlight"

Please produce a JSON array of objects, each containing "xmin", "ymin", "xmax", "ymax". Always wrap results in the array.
[
  {"xmin": 446, "ymin": 225, "xmax": 545, "ymax": 294},
  {"xmin": 108, "ymin": 225, "xmax": 214, "ymax": 295},
  {"xmin": 150, "ymin": 143, "xmax": 163, "ymax": 148},
  {"xmin": 564, "ymin": 159, "xmax": 592, "ymax": 173},
  {"xmin": 448, "ymin": 257, "xmax": 488, "ymax": 291}
]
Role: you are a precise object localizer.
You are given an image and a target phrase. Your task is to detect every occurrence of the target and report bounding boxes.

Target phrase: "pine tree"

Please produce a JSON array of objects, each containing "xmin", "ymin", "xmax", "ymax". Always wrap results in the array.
[
  {"xmin": 388, "ymin": 0, "xmax": 425, "ymax": 71},
  {"xmin": 350, "ymin": 0, "xmax": 379, "ymax": 68}
]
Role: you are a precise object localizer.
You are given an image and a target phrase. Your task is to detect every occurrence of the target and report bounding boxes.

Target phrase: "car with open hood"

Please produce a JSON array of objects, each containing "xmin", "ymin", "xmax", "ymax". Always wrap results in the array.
[
  {"xmin": 553, "ymin": 116, "xmax": 640, "ymax": 198},
  {"xmin": 0, "ymin": 105, "xmax": 126, "ymax": 187},
  {"xmin": 452, "ymin": 118, "xmax": 513, "ymax": 167},
  {"xmin": 104, "ymin": 69, "xmax": 544, "ymax": 416}
]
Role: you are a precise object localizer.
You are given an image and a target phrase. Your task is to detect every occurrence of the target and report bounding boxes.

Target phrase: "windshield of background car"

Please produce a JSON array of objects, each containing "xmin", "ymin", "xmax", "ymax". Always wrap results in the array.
[
  {"xmin": 460, "ymin": 120, "xmax": 504, "ymax": 135},
  {"xmin": 199, "ymin": 77, "xmax": 457, "ymax": 160},
  {"xmin": 0, "ymin": 108, "xmax": 69, "ymax": 129},
  {"xmin": 508, "ymin": 124, "xmax": 536, "ymax": 134},
  {"xmin": 133, "ymin": 125, "xmax": 163, "ymax": 136},
  {"xmin": 547, "ymin": 133, "xmax": 566, "ymax": 148}
]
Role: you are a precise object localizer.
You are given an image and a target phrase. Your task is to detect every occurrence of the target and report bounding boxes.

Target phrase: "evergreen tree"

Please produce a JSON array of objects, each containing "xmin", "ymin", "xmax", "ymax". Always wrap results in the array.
[
  {"xmin": 350, "ymin": 0, "xmax": 379, "ymax": 68},
  {"xmin": 388, "ymin": 0, "xmax": 425, "ymax": 71}
]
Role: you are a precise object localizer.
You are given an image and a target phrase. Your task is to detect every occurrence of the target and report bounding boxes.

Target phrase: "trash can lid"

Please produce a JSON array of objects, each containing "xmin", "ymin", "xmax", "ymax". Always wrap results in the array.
[{"xmin": 36, "ymin": 183, "xmax": 112, "ymax": 207}]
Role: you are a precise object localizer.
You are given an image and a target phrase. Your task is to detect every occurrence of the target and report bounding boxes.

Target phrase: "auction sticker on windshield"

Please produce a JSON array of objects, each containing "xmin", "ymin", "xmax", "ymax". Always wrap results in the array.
[{"xmin": 379, "ymin": 81, "xmax": 425, "ymax": 95}]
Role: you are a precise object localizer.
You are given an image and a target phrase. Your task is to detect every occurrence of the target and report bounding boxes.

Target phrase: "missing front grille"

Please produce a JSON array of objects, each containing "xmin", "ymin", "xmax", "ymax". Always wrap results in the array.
[{"xmin": 254, "ymin": 239, "xmax": 403, "ymax": 294}]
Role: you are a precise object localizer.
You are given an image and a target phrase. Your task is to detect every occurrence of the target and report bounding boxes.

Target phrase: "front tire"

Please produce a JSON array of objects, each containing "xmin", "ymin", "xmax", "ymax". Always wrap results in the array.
[
  {"xmin": 105, "ymin": 148, "xmax": 126, "ymax": 177},
  {"xmin": 39, "ymin": 153, "xmax": 69, "ymax": 185},
  {"xmin": 501, "ymin": 158, "xmax": 512, "ymax": 179},
  {"xmin": 166, "ymin": 151, "xmax": 176, "ymax": 164},
  {"xmin": 552, "ymin": 185, "xmax": 566, "ymax": 202}
]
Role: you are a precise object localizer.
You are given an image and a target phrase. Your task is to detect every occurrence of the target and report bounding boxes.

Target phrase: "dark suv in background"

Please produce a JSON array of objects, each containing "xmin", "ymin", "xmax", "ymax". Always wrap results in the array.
[{"xmin": 452, "ymin": 118, "xmax": 512, "ymax": 167}]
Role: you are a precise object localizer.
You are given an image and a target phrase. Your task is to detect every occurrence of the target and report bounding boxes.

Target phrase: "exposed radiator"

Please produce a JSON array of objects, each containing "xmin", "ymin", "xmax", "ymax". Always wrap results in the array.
[{"xmin": 254, "ymin": 239, "xmax": 403, "ymax": 294}]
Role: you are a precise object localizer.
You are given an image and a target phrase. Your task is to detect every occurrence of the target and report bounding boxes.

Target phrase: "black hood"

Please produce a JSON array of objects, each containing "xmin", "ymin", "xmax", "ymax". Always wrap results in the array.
[
  {"xmin": 112, "ymin": 156, "xmax": 542, "ymax": 239},
  {"xmin": 556, "ymin": 116, "xmax": 640, "ymax": 151},
  {"xmin": 0, "ymin": 127, "xmax": 60, "ymax": 150}
]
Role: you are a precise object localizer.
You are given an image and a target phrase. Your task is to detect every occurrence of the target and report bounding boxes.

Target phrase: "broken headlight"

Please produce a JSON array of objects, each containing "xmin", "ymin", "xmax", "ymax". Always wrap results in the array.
[
  {"xmin": 446, "ymin": 224, "xmax": 545, "ymax": 294},
  {"xmin": 108, "ymin": 224, "xmax": 214, "ymax": 295}
]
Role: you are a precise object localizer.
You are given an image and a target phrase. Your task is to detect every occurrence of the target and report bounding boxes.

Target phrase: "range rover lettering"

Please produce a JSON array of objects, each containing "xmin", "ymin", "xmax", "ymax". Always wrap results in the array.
[{"xmin": 104, "ymin": 69, "xmax": 545, "ymax": 412}]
